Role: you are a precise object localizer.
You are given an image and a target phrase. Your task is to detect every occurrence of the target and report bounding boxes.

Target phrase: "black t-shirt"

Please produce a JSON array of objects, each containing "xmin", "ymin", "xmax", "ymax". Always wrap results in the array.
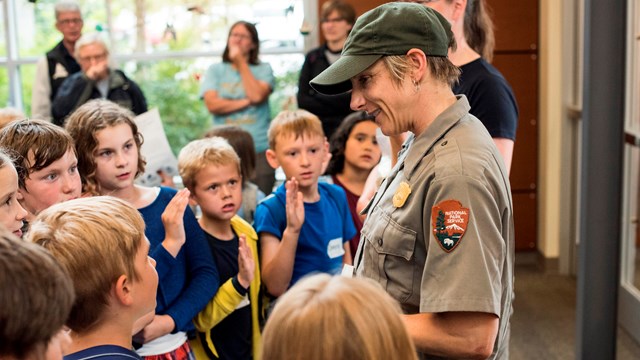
[
  {"xmin": 453, "ymin": 58, "xmax": 519, "ymax": 141},
  {"xmin": 202, "ymin": 231, "xmax": 252, "ymax": 360}
]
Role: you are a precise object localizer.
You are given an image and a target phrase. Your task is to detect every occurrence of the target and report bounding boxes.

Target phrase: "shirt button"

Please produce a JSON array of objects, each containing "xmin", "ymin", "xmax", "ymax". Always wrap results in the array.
[
  {"xmin": 378, "ymin": 238, "xmax": 383, "ymax": 246},
  {"xmin": 441, "ymin": 140, "xmax": 448, "ymax": 146}
]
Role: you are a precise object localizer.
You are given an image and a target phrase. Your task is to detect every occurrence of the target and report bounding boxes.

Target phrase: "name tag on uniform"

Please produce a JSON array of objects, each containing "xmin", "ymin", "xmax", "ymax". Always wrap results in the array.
[
  {"xmin": 327, "ymin": 238, "xmax": 345, "ymax": 258},
  {"xmin": 393, "ymin": 181, "xmax": 412, "ymax": 208}
]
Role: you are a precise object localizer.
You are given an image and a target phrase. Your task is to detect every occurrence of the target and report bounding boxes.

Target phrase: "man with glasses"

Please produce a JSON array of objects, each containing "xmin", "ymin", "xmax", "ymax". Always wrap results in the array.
[
  {"xmin": 51, "ymin": 32, "xmax": 148, "ymax": 125},
  {"xmin": 32, "ymin": 1, "xmax": 84, "ymax": 121}
]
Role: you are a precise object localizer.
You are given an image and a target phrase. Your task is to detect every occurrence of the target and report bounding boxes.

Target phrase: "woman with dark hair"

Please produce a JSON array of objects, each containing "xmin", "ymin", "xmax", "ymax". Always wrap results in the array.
[
  {"xmin": 297, "ymin": 0, "xmax": 356, "ymax": 139},
  {"xmin": 326, "ymin": 111, "xmax": 380, "ymax": 260},
  {"xmin": 200, "ymin": 21, "xmax": 276, "ymax": 194},
  {"xmin": 414, "ymin": 0, "xmax": 518, "ymax": 173}
]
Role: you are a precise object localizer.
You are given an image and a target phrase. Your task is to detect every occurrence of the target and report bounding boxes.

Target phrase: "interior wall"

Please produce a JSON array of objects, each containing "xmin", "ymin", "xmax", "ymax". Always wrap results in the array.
[{"xmin": 538, "ymin": 0, "xmax": 564, "ymax": 259}]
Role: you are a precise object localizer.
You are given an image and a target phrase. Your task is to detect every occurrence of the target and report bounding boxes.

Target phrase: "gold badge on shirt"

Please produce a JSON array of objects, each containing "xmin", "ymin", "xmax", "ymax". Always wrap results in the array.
[{"xmin": 393, "ymin": 181, "xmax": 412, "ymax": 208}]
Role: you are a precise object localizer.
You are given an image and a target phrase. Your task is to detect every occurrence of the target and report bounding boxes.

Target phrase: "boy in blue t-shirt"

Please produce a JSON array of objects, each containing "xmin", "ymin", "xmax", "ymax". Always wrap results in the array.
[{"xmin": 254, "ymin": 109, "xmax": 356, "ymax": 298}]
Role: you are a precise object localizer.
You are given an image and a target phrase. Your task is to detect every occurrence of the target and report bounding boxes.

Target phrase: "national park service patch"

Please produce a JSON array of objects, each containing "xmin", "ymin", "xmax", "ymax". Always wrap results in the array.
[{"xmin": 431, "ymin": 200, "xmax": 469, "ymax": 253}]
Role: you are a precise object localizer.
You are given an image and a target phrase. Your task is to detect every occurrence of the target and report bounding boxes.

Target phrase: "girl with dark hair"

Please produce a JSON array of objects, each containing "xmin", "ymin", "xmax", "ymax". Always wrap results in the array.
[
  {"xmin": 326, "ymin": 111, "xmax": 380, "ymax": 260},
  {"xmin": 200, "ymin": 21, "xmax": 276, "ymax": 194}
]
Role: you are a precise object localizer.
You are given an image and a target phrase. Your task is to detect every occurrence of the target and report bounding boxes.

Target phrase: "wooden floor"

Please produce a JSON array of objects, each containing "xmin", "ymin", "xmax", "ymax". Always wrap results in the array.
[{"xmin": 510, "ymin": 259, "xmax": 640, "ymax": 359}]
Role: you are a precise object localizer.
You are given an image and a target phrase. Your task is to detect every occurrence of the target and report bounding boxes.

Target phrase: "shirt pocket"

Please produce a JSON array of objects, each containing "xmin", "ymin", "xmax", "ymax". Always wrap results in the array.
[{"xmin": 361, "ymin": 210, "xmax": 417, "ymax": 303}]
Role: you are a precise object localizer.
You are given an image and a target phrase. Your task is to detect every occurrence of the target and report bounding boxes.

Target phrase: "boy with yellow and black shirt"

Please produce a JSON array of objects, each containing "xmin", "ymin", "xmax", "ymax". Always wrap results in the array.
[{"xmin": 178, "ymin": 137, "xmax": 261, "ymax": 360}]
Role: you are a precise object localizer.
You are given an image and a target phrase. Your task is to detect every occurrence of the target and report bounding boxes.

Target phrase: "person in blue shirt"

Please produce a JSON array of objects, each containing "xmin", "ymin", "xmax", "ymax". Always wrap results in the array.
[
  {"xmin": 200, "ymin": 21, "xmax": 276, "ymax": 195},
  {"xmin": 65, "ymin": 100, "xmax": 218, "ymax": 360},
  {"xmin": 253, "ymin": 109, "xmax": 356, "ymax": 299},
  {"xmin": 28, "ymin": 196, "xmax": 159, "ymax": 360}
]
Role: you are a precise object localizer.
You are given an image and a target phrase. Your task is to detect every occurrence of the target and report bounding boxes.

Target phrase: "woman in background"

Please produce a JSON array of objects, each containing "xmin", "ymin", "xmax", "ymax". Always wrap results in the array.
[
  {"xmin": 297, "ymin": 0, "xmax": 356, "ymax": 139},
  {"xmin": 200, "ymin": 21, "xmax": 275, "ymax": 194}
]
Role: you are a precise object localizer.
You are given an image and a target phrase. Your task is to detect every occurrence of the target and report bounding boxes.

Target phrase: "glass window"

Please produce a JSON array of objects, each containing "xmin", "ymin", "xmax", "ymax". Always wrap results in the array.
[
  {"xmin": 107, "ymin": 0, "xmax": 304, "ymax": 54},
  {"xmin": 0, "ymin": 66, "xmax": 8, "ymax": 107},
  {"xmin": 0, "ymin": 3, "xmax": 6, "ymax": 58},
  {"xmin": 18, "ymin": 0, "xmax": 107, "ymax": 58},
  {"xmin": 19, "ymin": 63, "xmax": 36, "ymax": 116}
]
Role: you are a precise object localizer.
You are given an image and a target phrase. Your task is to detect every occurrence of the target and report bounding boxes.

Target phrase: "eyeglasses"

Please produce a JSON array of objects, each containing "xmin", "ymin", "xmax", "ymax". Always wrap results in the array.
[
  {"xmin": 57, "ymin": 18, "xmax": 83, "ymax": 26},
  {"xmin": 79, "ymin": 52, "xmax": 107, "ymax": 63},
  {"xmin": 321, "ymin": 17, "xmax": 345, "ymax": 24}
]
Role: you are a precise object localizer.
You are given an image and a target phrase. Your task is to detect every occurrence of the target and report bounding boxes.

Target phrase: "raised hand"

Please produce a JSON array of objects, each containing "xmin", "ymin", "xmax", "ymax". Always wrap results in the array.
[
  {"xmin": 285, "ymin": 177, "xmax": 305, "ymax": 233},
  {"xmin": 236, "ymin": 234, "xmax": 255, "ymax": 288},
  {"xmin": 161, "ymin": 188, "xmax": 190, "ymax": 257}
]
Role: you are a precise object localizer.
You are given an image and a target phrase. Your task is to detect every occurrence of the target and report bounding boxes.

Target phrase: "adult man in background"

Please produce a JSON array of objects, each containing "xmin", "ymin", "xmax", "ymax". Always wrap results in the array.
[{"xmin": 31, "ymin": 1, "xmax": 83, "ymax": 121}]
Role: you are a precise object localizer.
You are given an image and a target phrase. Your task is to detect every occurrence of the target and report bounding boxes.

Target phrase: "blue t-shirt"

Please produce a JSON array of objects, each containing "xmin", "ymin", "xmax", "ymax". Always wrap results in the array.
[
  {"xmin": 254, "ymin": 182, "xmax": 356, "ymax": 287},
  {"xmin": 199, "ymin": 61, "xmax": 275, "ymax": 153},
  {"xmin": 138, "ymin": 186, "xmax": 219, "ymax": 332},
  {"xmin": 64, "ymin": 345, "xmax": 141, "ymax": 360}
]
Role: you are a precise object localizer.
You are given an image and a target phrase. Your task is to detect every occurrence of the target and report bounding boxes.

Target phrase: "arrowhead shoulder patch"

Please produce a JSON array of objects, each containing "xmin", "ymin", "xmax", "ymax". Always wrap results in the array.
[{"xmin": 431, "ymin": 200, "xmax": 469, "ymax": 253}]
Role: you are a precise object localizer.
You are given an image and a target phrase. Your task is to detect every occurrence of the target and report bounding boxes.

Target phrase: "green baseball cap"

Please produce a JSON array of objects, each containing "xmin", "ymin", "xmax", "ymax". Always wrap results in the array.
[{"xmin": 310, "ymin": 2, "xmax": 453, "ymax": 95}]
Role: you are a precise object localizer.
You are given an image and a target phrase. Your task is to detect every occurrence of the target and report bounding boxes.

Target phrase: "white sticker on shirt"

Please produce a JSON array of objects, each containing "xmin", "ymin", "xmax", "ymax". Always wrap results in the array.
[
  {"xmin": 327, "ymin": 237, "xmax": 345, "ymax": 259},
  {"xmin": 235, "ymin": 295, "xmax": 250, "ymax": 310}
]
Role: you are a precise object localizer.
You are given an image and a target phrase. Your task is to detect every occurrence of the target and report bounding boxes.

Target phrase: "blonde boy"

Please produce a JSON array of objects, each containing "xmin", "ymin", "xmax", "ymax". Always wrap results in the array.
[
  {"xmin": 0, "ymin": 119, "xmax": 81, "ymax": 221},
  {"xmin": 254, "ymin": 109, "xmax": 355, "ymax": 298},
  {"xmin": 178, "ymin": 137, "xmax": 261, "ymax": 360},
  {"xmin": 27, "ymin": 196, "xmax": 158, "ymax": 360}
]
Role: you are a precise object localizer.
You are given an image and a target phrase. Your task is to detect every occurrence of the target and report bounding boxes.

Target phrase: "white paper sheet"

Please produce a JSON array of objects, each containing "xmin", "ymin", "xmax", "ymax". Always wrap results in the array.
[{"xmin": 134, "ymin": 108, "xmax": 179, "ymax": 187}]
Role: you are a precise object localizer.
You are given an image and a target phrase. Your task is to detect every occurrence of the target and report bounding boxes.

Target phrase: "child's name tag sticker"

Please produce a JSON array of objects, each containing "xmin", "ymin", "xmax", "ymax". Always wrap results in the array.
[
  {"xmin": 327, "ymin": 238, "xmax": 345, "ymax": 259},
  {"xmin": 341, "ymin": 264, "xmax": 355, "ymax": 278},
  {"xmin": 235, "ymin": 295, "xmax": 250, "ymax": 310}
]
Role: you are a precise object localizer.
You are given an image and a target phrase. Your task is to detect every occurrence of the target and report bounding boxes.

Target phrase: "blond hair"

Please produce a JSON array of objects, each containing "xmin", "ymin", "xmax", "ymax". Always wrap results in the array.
[
  {"xmin": 65, "ymin": 99, "xmax": 146, "ymax": 195},
  {"xmin": 178, "ymin": 137, "xmax": 241, "ymax": 191},
  {"xmin": 262, "ymin": 274, "xmax": 418, "ymax": 360},
  {"xmin": 267, "ymin": 109, "xmax": 325, "ymax": 150},
  {"xmin": 383, "ymin": 54, "xmax": 460, "ymax": 88},
  {"xmin": 0, "ymin": 228, "xmax": 74, "ymax": 359},
  {"xmin": 0, "ymin": 107, "xmax": 25, "ymax": 129},
  {"xmin": 26, "ymin": 196, "xmax": 146, "ymax": 333}
]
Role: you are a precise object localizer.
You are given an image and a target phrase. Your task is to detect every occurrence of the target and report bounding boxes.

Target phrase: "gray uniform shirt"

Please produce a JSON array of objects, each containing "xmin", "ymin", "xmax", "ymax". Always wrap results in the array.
[{"xmin": 355, "ymin": 96, "xmax": 514, "ymax": 359}]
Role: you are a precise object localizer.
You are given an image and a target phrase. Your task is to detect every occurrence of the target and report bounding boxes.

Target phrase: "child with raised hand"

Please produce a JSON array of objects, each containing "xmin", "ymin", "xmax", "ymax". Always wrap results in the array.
[
  {"xmin": 204, "ymin": 125, "xmax": 266, "ymax": 223},
  {"xmin": 0, "ymin": 149, "xmax": 28, "ymax": 238},
  {"xmin": 0, "ymin": 119, "xmax": 82, "ymax": 223},
  {"xmin": 64, "ymin": 99, "xmax": 218, "ymax": 360},
  {"xmin": 27, "ymin": 196, "xmax": 158, "ymax": 360},
  {"xmin": 178, "ymin": 136, "xmax": 261, "ymax": 360},
  {"xmin": 325, "ymin": 111, "xmax": 381, "ymax": 260},
  {"xmin": 253, "ymin": 109, "xmax": 356, "ymax": 299}
]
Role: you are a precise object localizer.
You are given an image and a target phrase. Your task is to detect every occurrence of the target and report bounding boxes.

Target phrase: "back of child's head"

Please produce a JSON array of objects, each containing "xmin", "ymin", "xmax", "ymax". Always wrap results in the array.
[
  {"xmin": 268, "ymin": 109, "xmax": 325, "ymax": 150},
  {"xmin": 262, "ymin": 274, "xmax": 418, "ymax": 360},
  {"xmin": 178, "ymin": 136, "xmax": 241, "ymax": 192},
  {"xmin": 326, "ymin": 111, "xmax": 376, "ymax": 175},
  {"xmin": 65, "ymin": 99, "xmax": 146, "ymax": 195},
  {"xmin": 0, "ymin": 107, "xmax": 25, "ymax": 129},
  {"xmin": 204, "ymin": 125, "xmax": 256, "ymax": 182},
  {"xmin": 0, "ymin": 118, "xmax": 76, "ymax": 189},
  {"xmin": 26, "ymin": 196, "xmax": 146, "ymax": 333},
  {"xmin": 0, "ymin": 228, "xmax": 74, "ymax": 359}
]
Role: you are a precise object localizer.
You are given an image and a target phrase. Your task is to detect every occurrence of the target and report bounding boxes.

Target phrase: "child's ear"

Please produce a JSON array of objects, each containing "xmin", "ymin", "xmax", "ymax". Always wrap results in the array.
[
  {"xmin": 265, "ymin": 149, "xmax": 279, "ymax": 169},
  {"xmin": 113, "ymin": 274, "xmax": 134, "ymax": 306},
  {"xmin": 16, "ymin": 189, "xmax": 25, "ymax": 201},
  {"xmin": 188, "ymin": 190, "xmax": 199, "ymax": 207}
]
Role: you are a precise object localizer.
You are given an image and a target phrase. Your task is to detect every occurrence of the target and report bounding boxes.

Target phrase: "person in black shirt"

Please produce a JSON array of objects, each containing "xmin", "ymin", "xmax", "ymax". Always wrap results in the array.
[
  {"xmin": 415, "ymin": 0, "xmax": 518, "ymax": 173},
  {"xmin": 297, "ymin": 0, "xmax": 356, "ymax": 139},
  {"xmin": 32, "ymin": 1, "xmax": 83, "ymax": 121}
]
